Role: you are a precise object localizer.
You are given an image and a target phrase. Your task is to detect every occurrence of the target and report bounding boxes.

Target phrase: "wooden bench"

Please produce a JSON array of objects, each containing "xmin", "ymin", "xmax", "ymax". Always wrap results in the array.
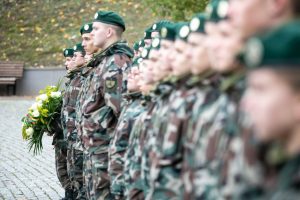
[{"xmin": 0, "ymin": 61, "xmax": 24, "ymax": 95}]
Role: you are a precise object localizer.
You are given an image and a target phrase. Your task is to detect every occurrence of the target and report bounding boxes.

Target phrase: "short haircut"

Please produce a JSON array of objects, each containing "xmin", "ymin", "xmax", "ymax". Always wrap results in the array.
[{"xmin": 106, "ymin": 24, "xmax": 123, "ymax": 38}]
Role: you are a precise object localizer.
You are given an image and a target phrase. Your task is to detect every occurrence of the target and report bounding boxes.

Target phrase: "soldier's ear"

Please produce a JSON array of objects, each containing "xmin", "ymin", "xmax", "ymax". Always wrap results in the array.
[{"xmin": 107, "ymin": 27, "xmax": 114, "ymax": 38}]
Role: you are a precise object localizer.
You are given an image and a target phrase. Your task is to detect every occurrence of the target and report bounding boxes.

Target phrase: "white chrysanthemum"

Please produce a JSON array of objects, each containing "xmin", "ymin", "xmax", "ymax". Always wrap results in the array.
[
  {"xmin": 32, "ymin": 110, "xmax": 40, "ymax": 118},
  {"xmin": 37, "ymin": 100, "xmax": 43, "ymax": 108},
  {"xmin": 50, "ymin": 91, "xmax": 61, "ymax": 98},
  {"xmin": 25, "ymin": 127, "xmax": 34, "ymax": 137},
  {"xmin": 29, "ymin": 103, "xmax": 38, "ymax": 111},
  {"xmin": 37, "ymin": 94, "xmax": 48, "ymax": 101}
]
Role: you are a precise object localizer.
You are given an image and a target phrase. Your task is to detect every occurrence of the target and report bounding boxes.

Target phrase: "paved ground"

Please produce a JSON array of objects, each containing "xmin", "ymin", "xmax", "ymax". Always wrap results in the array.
[{"xmin": 0, "ymin": 99, "xmax": 64, "ymax": 200}]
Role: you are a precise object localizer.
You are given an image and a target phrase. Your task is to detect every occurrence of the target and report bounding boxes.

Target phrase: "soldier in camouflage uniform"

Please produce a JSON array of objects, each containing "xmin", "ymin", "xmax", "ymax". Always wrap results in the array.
[
  {"xmin": 75, "ymin": 54, "xmax": 99, "ymax": 200},
  {"xmin": 76, "ymin": 11, "xmax": 133, "ymax": 200},
  {"xmin": 61, "ymin": 41, "xmax": 87, "ymax": 199},
  {"xmin": 123, "ymin": 47, "xmax": 157, "ymax": 200},
  {"xmin": 144, "ymin": 22, "xmax": 189, "ymax": 200},
  {"xmin": 109, "ymin": 62, "xmax": 145, "ymax": 199},
  {"xmin": 178, "ymin": 2, "xmax": 239, "ymax": 198},
  {"xmin": 240, "ymin": 20, "xmax": 300, "ymax": 199},
  {"xmin": 141, "ymin": 38, "xmax": 177, "ymax": 198},
  {"xmin": 56, "ymin": 48, "xmax": 75, "ymax": 200},
  {"xmin": 147, "ymin": 17, "xmax": 218, "ymax": 199},
  {"xmin": 182, "ymin": 0, "xmax": 300, "ymax": 198},
  {"xmin": 214, "ymin": 0, "xmax": 300, "ymax": 199}
]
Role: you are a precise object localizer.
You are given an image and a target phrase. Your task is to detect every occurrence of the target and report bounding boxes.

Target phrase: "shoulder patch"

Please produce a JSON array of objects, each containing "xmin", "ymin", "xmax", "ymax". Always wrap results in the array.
[{"xmin": 105, "ymin": 77, "xmax": 117, "ymax": 90}]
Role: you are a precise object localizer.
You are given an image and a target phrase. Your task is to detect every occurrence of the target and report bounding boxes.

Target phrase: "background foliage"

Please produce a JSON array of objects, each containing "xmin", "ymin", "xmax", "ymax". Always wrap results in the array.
[
  {"xmin": 0, "ymin": 0, "xmax": 208, "ymax": 67},
  {"xmin": 143, "ymin": 0, "xmax": 209, "ymax": 20}
]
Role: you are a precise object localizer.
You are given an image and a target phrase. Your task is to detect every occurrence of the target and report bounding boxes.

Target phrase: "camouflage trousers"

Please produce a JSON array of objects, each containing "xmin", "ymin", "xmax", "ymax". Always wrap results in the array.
[
  {"xmin": 67, "ymin": 141, "xmax": 87, "ymax": 199},
  {"xmin": 55, "ymin": 140, "xmax": 72, "ymax": 190},
  {"xmin": 83, "ymin": 150, "xmax": 113, "ymax": 200}
]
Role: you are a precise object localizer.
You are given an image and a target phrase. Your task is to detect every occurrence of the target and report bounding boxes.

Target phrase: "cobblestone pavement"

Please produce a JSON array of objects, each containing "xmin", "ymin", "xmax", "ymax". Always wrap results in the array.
[{"xmin": 0, "ymin": 99, "xmax": 64, "ymax": 200}]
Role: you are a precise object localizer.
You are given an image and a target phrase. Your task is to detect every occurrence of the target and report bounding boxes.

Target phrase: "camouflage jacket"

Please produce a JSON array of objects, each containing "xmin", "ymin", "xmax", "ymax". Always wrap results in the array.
[
  {"xmin": 232, "ymin": 143, "xmax": 300, "ymax": 200},
  {"xmin": 184, "ymin": 70, "xmax": 261, "ymax": 200},
  {"xmin": 61, "ymin": 68, "xmax": 83, "ymax": 143},
  {"xmin": 108, "ymin": 91, "xmax": 144, "ymax": 197},
  {"xmin": 123, "ymin": 96, "xmax": 153, "ymax": 200},
  {"xmin": 140, "ymin": 81, "xmax": 176, "ymax": 197},
  {"xmin": 74, "ymin": 60, "xmax": 97, "ymax": 151},
  {"xmin": 77, "ymin": 41, "xmax": 133, "ymax": 153},
  {"xmin": 181, "ymin": 73, "xmax": 221, "ymax": 200},
  {"xmin": 217, "ymin": 72, "xmax": 264, "ymax": 200}
]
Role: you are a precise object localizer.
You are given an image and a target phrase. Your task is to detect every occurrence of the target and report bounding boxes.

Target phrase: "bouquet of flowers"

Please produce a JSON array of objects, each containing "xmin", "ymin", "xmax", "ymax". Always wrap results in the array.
[{"xmin": 21, "ymin": 84, "xmax": 63, "ymax": 155}]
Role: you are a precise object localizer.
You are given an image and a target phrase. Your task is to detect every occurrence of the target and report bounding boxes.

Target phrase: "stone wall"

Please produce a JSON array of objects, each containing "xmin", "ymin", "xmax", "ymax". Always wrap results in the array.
[{"xmin": 10, "ymin": 67, "xmax": 67, "ymax": 96}]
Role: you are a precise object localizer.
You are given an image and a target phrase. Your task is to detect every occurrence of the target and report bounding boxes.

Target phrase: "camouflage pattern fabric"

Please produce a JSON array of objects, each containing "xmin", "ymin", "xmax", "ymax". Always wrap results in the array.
[
  {"xmin": 181, "ymin": 73, "xmax": 221, "ymax": 200},
  {"xmin": 55, "ymin": 144, "xmax": 71, "ymax": 191},
  {"xmin": 61, "ymin": 69, "xmax": 87, "ymax": 199},
  {"xmin": 123, "ymin": 96, "xmax": 151, "ymax": 200},
  {"xmin": 77, "ymin": 41, "xmax": 133, "ymax": 200},
  {"xmin": 147, "ymin": 76, "xmax": 199, "ymax": 200},
  {"xmin": 108, "ymin": 92, "xmax": 144, "ymax": 199},
  {"xmin": 141, "ymin": 81, "xmax": 175, "ymax": 198}
]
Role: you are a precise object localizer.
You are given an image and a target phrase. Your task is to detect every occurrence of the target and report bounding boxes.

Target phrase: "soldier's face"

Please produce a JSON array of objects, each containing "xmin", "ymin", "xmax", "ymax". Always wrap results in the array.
[
  {"xmin": 151, "ymin": 31, "xmax": 159, "ymax": 38},
  {"xmin": 187, "ymin": 33, "xmax": 210, "ymax": 75},
  {"xmin": 210, "ymin": 21, "xmax": 243, "ymax": 73},
  {"xmin": 138, "ymin": 47, "xmax": 144, "ymax": 56},
  {"xmin": 242, "ymin": 69, "xmax": 300, "ymax": 142},
  {"xmin": 140, "ymin": 60, "xmax": 154, "ymax": 84},
  {"xmin": 128, "ymin": 67, "xmax": 140, "ymax": 92},
  {"xmin": 67, "ymin": 59, "xmax": 76, "ymax": 71},
  {"xmin": 160, "ymin": 40, "xmax": 173, "ymax": 71},
  {"xmin": 151, "ymin": 49, "xmax": 165, "ymax": 81},
  {"xmin": 82, "ymin": 33, "xmax": 99, "ymax": 55},
  {"xmin": 206, "ymin": 22, "xmax": 222, "ymax": 70},
  {"xmin": 144, "ymin": 39, "xmax": 152, "ymax": 48},
  {"xmin": 64, "ymin": 57, "xmax": 72, "ymax": 69},
  {"xmin": 72, "ymin": 52, "xmax": 85, "ymax": 68},
  {"xmin": 91, "ymin": 22, "xmax": 108, "ymax": 48},
  {"xmin": 228, "ymin": 0, "xmax": 275, "ymax": 39},
  {"xmin": 172, "ymin": 40, "xmax": 191, "ymax": 77}
]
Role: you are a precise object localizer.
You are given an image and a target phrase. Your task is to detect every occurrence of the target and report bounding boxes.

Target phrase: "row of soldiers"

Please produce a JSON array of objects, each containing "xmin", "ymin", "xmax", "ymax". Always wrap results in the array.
[{"xmin": 52, "ymin": 0, "xmax": 300, "ymax": 199}]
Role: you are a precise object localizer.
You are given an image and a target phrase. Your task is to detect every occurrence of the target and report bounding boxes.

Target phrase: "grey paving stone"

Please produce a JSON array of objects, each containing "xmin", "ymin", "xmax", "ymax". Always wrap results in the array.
[{"xmin": 0, "ymin": 99, "xmax": 64, "ymax": 199}]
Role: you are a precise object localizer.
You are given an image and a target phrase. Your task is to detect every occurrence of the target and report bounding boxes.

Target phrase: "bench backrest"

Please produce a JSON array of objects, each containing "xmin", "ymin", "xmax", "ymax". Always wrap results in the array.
[{"xmin": 0, "ymin": 61, "xmax": 24, "ymax": 78}]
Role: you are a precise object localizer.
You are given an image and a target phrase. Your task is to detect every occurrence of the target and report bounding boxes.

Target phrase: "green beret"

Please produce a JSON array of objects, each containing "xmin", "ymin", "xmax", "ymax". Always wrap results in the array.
[
  {"xmin": 206, "ymin": 0, "xmax": 229, "ymax": 22},
  {"xmin": 139, "ymin": 40, "xmax": 145, "ymax": 48},
  {"xmin": 80, "ymin": 22, "xmax": 93, "ymax": 35},
  {"xmin": 144, "ymin": 28, "xmax": 152, "ymax": 40},
  {"xmin": 190, "ymin": 13, "xmax": 207, "ymax": 33},
  {"xmin": 152, "ymin": 20, "xmax": 172, "ymax": 33},
  {"xmin": 63, "ymin": 48, "xmax": 74, "ymax": 57},
  {"xmin": 176, "ymin": 22, "xmax": 190, "ymax": 41},
  {"xmin": 133, "ymin": 42, "xmax": 139, "ymax": 51},
  {"xmin": 141, "ymin": 47, "xmax": 152, "ymax": 59},
  {"xmin": 241, "ymin": 20, "xmax": 300, "ymax": 69},
  {"xmin": 160, "ymin": 23, "xmax": 177, "ymax": 41},
  {"xmin": 73, "ymin": 43, "xmax": 84, "ymax": 53},
  {"xmin": 151, "ymin": 37, "xmax": 161, "ymax": 49},
  {"xmin": 94, "ymin": 11, "xmax": 126, "ymax": 31}
]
